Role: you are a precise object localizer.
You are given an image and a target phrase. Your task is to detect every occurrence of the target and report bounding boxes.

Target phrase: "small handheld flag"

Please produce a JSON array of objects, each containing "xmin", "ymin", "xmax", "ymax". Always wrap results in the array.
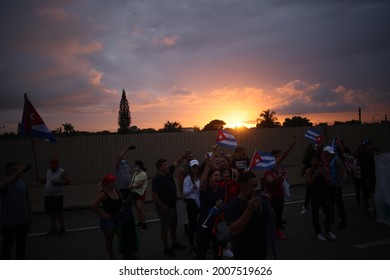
[
  {"xmin": 304, "ymin": 128, "xmax": 324, "ymax": 144},
  {"xmin": 249, "ymin": 150, "xmax": 276, "ymax": 170},
  {"xmin": 331, "ymin": 136, "xmax": 341, "ymax": 151},
  {"xmin": 216, "ymin": 130, "xmax": 237, "ymax": 149},
  {"xmin": 20, "ymin": 94, "xmax": 57, "ymax": 143}
]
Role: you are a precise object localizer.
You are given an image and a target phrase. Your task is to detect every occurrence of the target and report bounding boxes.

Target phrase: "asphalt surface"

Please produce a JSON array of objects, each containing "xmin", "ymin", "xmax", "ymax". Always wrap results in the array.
[{"xmin": 2, "ymin": 183, "xmax": 390, "ymax": 260}]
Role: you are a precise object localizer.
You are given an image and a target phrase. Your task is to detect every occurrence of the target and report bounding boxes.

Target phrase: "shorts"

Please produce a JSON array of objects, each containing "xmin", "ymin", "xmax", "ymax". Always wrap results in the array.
[
  {"xmin": 156, "ymin": 206, "xmax": 177, "ymax": 231},
  {"xmin": 100, "ymin": 215, "xmax": 119, "ymax": 232},
  {"xmin": 135, "ymin": 191, "xmax": 146, "ymax": 201},
  {"xmin": 44, "ymin": 196, "xmax": 63, "ymax": 215}
]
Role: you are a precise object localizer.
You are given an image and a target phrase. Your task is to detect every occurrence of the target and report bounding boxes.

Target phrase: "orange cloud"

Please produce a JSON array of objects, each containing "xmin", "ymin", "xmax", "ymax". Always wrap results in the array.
[
  {"xmin": 152, "ymin": 36, "xmax": 179, "ymax": 47},
  {"xmin": 36, "ymin": 7, "xmax": 69, "ymax": 20},
  {"xmin": 89, "ymin": 69, "xmax": 103, "ymax": 86}
]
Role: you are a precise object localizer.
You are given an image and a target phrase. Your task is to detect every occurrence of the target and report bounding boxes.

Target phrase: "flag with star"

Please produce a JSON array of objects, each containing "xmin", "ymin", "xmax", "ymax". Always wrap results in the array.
[
  {"xmin": 216, "ymin": 129, "xmax": 238, "ymax": 149},
  {"xmin": 20, "ymin": 94, "xmax": 57, "ymax": 143},
  {"xmin": 304, "ymin": 128, "xmax": 324, "ymax": 144},
  {"xmin": 249, "ymin": 150, "xmax": 276, "ymax": 170}
]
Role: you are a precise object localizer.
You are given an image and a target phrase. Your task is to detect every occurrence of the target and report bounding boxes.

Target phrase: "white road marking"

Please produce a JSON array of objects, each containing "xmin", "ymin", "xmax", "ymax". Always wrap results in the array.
[{"xmin": 355, "ymin": 239, "xmax": 390, "ymax": 249}]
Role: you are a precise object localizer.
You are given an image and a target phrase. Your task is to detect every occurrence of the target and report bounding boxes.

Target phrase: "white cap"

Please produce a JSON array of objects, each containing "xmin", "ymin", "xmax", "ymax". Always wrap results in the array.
[
  {"xmin": 323, "ymin": 146, "xmax": 335, "ymax": 154},
  {"xmin": 189, "ymin": 159, "xmax": 199, "ymax": 167}
]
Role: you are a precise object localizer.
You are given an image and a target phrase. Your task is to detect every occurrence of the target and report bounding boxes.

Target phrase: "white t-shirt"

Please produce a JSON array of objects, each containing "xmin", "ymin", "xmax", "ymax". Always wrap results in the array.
[
  {"xmin": 131, "ymin": 171, "xmax": 147, "ymax": 195},
  {"xmin": 44, "ymin": 168, "xmax": 65, "ymax": 196}
]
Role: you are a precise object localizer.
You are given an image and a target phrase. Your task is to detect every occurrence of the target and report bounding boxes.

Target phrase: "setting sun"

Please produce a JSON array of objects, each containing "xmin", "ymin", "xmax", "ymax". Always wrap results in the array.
[{"xmin": 223, "ymin": 111, "xmax": 255, "ymax": 129}]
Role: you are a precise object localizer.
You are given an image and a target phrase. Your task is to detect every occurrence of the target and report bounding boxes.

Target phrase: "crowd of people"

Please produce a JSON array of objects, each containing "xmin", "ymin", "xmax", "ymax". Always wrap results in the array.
[{"xmin": 0, "ymin": 138, "xmax": 380, "ymax": 260}]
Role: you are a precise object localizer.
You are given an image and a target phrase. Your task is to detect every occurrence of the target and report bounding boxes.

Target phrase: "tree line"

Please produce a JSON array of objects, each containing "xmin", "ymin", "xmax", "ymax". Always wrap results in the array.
[{"xmin": 0, "ymin": 90, "xmax": 374, "ymax": 139}]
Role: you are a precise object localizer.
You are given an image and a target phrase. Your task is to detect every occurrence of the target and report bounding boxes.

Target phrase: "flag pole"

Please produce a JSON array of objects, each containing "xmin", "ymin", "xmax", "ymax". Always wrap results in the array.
[
  {"xmin": 24, "ymin": 93, "xmax": 39, "ymax": 178},
  {"xmin": 248, "ymin": 149, "xmax": 258, "ymax": 171}
]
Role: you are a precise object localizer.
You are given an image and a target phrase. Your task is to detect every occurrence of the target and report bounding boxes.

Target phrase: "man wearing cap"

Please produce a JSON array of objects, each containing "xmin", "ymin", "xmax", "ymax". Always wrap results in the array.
[
  {"xmin": 37, "ymin": 158, "xmax": 70, "ymax": 236},
  {"xmin": 152, "ymin": 151, "xmax": 192, "ymax": 257},
  {"xmin": 323, "ymin": 146, "xmax": 347, "ymax": 229}
]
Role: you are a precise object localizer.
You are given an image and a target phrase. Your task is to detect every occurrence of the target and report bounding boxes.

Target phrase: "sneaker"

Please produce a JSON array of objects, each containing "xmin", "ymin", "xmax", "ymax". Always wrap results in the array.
[
  {"xmin": 46, "ymin": 228, "xmax": 57, "ymax": 236},
  {"xmin": 163, "ymin": 247, "xmax": 176, "ymax": 257},
  {"xmin": 317, "ymin": 233, "xmax": 326, "ymax": 242},
  {"xmin": 325, "ymin": 232, "xmax": 337, "ymax": 241},
  {"xmin": 275, "ymin": 230, "xmax": 287, "ymax": 240},
  {"xmin": 223, "ymin": 248, "xmax": 234, "ymax": 258},
  {"xmin": 300, "ymin": 208, "xmax": 309, "ymax": 215},
  {"xmin": 171, "ymin": 242, "xmax": 186, "ymax": 250},
  {"xmin": 57, "ymin": 228, "xmax": 66, "ymax": 236}
]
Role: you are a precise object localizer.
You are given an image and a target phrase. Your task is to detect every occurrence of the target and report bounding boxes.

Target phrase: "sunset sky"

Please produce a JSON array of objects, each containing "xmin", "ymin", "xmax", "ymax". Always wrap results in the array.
[{"xmin": 1, "ymin": 0, "xmax": 389, "ymax": 133}]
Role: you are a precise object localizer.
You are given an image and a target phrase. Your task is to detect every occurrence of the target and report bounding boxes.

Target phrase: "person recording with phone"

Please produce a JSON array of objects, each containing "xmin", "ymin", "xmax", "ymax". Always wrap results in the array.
[
  {"xmin": 114, "ymin": 145, "xmax": 135, "ymax": 200},
  {"xmin": 226, "ymin": 171, "xmax": 268, "ymax": 260}
]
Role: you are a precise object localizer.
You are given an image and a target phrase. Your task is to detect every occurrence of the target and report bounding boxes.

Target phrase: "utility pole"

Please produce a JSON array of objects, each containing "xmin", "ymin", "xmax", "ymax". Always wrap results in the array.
[{"xmin": 358, "ymin": 107, "xmax": 362, "ymax": 124}]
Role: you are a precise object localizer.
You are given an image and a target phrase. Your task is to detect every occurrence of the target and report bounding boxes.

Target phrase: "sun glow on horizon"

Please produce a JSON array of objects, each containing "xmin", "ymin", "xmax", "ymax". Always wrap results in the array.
[{"xmin": 223, "ymin": 110, "xmax": 256, "ymax": 129}]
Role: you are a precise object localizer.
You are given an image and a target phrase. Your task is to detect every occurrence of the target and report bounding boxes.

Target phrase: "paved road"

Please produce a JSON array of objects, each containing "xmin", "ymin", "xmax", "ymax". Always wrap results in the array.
[{"xmin": 2, "ymin": 183, "xmax": 390, "ymax": 260}]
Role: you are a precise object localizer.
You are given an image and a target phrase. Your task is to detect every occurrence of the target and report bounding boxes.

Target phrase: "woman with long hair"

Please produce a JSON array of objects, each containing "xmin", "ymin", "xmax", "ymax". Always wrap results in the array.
[
  {"xmin": 195, "ymin": 160, "xmax": 225, "ymax": 259},
  {"xmin": 183, "ymin": 159, "xmax": 201, "ymax": 255},
  {"xmin": 130, "ymin": 160, "xmax": 148, "ymax": 231}
]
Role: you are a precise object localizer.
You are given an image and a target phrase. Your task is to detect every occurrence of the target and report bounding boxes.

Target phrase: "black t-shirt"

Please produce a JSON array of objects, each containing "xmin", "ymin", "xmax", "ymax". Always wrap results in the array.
[
  {"xmin": 231, "ymin": 157, "xmax": 250, "ymax": 173},
  {"xmin": 308, "ymin": 169, "xmax": 329, "ymax": 199},
  {"xmin": 226, "ymin": 197, "xmax": 267, "ymax": 260},
  {"xmin": 152, "ymin": 165, "xmax": 177, "ymax": 208},
  {"xmin": 198, "ymin": 187, "xmax": 225, "ymax": 228}
]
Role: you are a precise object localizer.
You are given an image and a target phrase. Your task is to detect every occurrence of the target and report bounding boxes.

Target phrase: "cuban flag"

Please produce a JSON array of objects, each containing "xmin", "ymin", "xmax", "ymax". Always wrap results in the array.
[
  {"xmin": 304, "ymin": 128, "xmax": 324, "ymax": 144},
  {"xmin": 216, "ymin": 130, "xmax": 238, "ymax": 149},
  {"xmin": 20, "ymin": 94, "xmax": 57, "ymax": 143},
  {"xmin": 331, "ymin": 136, "xmax": 341, "ymax": 151},
  {"xmin": 249, "ymin": 151, "xmax": 276, "ymax": 170}
]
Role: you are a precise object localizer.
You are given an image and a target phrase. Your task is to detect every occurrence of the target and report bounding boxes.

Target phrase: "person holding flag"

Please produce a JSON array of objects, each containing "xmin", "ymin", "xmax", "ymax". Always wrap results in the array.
[{"xmin": 195, "ymin": 159, "xmax": 225, "ymax": 259}]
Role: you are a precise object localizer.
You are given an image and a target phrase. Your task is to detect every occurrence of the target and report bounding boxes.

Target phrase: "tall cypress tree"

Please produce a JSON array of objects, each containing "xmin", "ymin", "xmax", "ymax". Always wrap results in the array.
[{"xmin": 117, "ymin": 89, "xmax": 131, "ymax": 134}]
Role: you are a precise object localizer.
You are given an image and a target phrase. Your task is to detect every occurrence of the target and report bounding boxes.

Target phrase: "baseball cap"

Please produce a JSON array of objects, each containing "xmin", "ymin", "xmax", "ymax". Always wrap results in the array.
[
  {"xmin": 189, "ymin": 159, "xmax": 199, "ymax": 167},
  {"xmin": 50, "ymin": 158, "xmax": 59, "ymax": 165},
  {"xmin": 323, "ymin": 146, "xmax": 335, "ymax": 154},
  {"xmin": 102, "ymin": 173, "xmax": 117, "ymax": 183}
]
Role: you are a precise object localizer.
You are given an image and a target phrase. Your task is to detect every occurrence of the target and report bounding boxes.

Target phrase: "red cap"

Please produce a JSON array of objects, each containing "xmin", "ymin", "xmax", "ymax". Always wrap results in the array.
[
  {"xmin": 50, "ymin": 158, "xmax": 59, "ymax": 165},
  {"xmin": 102, "ymin": 173, "xmax": 117, "ymax": 183}
]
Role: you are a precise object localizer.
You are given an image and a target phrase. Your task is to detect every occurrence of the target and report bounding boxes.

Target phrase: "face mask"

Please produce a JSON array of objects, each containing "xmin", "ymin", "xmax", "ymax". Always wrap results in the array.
[{"xmin": 121, "ymin": 159, "xmax": 127, "ymax": 165}]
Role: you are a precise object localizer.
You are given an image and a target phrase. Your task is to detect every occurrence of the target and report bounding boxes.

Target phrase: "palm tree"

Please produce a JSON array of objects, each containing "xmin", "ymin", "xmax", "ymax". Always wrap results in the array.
[
  {"xmin": 256, "ymin": 109, "xmax": 281, "ymax": 128},
  {"xmin": 61, "ymin": 122, "xmax": 76, "ymax": 134}
]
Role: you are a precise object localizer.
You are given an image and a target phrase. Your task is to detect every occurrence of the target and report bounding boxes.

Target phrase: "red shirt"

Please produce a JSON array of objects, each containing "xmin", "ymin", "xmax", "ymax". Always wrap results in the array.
[
  {"xmin": 264, "ymin": 170, "xmax": 284, "ymax": 200},
  {"xmin": 219, "ymin": 180, "xmax": 239, "ymax": 202}
]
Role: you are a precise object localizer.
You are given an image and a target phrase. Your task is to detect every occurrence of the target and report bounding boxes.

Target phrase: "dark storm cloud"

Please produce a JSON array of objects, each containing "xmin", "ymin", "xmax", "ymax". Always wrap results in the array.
[{"xmin": 0, "ymin": 0, "xmax": 389, "ymax": 130}]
